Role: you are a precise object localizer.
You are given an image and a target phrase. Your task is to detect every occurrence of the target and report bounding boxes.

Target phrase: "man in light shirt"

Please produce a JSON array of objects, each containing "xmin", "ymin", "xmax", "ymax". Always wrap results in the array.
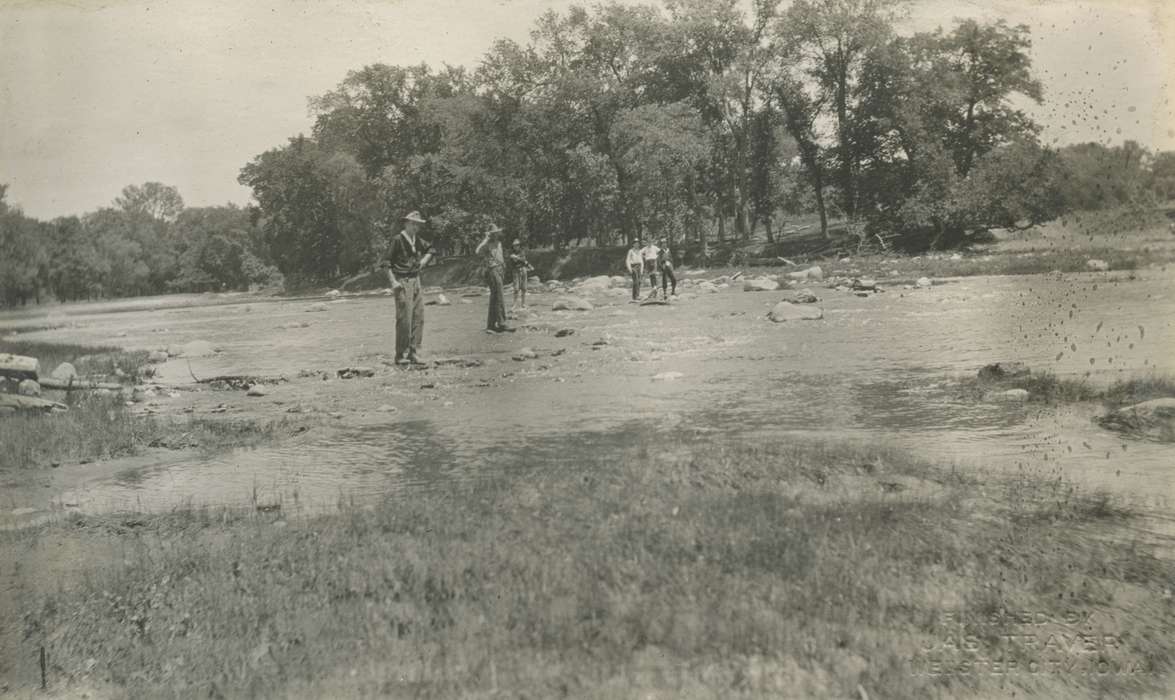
[
  {"xmin": 640, "ymin": 239, "xmax": 662, "ymax": 300},
  {"xmin": 625, "ymin": 239, "xmax": 644, "ymax": 302}
]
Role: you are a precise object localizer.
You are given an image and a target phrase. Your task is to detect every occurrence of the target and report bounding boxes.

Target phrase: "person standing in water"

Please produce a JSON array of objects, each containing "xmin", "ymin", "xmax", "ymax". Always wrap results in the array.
[
  {"xmin": 382, "ymin": 211, "xmax": 433, "ymax": 365},
  {"xmin": 640, "ymin": 238, "xmax": 662, "ymax": 300},
  {"xmin": 508, "ymin": 238, "xmax": 533, "ymax": 311},
  {"xmin": 476, "ymin": 224, "xmax": 513, "ymax": 334},
  {"xmin": 626, "ymin": 239, "xmax": 644, "ymax": 303},
  {"xmin": 657, "ymin": 236, "xmax": 677, "ymax": 299}
]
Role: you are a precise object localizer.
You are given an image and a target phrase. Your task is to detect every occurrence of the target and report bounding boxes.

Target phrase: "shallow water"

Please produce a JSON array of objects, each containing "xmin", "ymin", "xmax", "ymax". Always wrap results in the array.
[{"xmin": 4, "ymin": 269, "xmax": 1173, "ymax": 540}]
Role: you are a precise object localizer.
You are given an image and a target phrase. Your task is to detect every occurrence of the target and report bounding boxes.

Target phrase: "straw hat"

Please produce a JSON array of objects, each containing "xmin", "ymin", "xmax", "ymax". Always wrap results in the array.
[{"xmin": 402, "ymin": 211, "xmax": 427, "ymax": 224}]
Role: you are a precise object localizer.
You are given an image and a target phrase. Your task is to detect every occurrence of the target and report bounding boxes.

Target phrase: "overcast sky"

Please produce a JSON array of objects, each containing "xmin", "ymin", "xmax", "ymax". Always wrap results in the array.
[{"xmin": 1, "ymin": 0, "xmax": 1171, "ymax": 220}]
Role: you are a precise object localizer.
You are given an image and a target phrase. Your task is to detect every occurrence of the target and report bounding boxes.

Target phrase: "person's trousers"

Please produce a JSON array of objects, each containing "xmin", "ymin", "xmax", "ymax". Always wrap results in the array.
[
  {"xmin": 486, "ymin": 266, "xmax": 508, "ymax": 330},
  {"xmin": 513, "ymin": 269, "xmax": 527, "ymax": 301},
  {"xmin": 394, "ymin": 276, "xmax": 423, "ymax": 360},
  {"xmin": 661, "ymin": 264, "xmax": 676, "ymax": 296},
  {"xmin": 629, "ymin": 265, "xmax": 642, "ymax": 300},
  {"xmin": 643, "ymin": 261, "xmax": 659, "ymax": 295}
]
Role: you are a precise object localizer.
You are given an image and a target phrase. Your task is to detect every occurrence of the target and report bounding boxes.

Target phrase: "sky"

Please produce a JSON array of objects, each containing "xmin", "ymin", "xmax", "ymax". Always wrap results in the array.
[{"xmin": 0, "ymin": 0, "xmax": 1172, "ymax": 220}]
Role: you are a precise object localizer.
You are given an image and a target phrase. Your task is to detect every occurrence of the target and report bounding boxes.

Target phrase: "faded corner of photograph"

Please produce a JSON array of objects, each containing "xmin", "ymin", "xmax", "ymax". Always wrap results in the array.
[{"xmin": 2, "ymin": 0, "xmax": 1175, "ymax": 698}]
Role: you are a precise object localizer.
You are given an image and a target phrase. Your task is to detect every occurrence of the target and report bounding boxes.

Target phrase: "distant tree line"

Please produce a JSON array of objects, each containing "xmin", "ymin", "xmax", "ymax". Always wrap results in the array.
[
  {"xmin": 0, "ymin": 183, "xmax": 281, "ymax": 307},
  {"xmin": 3, "ymin": 0, "xmax": 1174, "ymax": 306}
]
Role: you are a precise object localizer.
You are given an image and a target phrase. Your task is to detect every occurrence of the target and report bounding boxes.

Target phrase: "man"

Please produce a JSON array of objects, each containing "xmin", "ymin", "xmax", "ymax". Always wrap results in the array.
[
  {"xmin": 508, "ymin": 238, "xmax": 533, "ymax": 311},
  {"xmin": 657, "ymin": 236, "xmax": 677, "ymax": 298},
  {"xmin": 640, "ymin": 238, "xmax": 661, "ymax": 300},
  {"xmin": 382, "ymin": 211, "xmax": 433, "ymax": 365},
  {"xmin": 476, "ymin": 224, "xmax": 513, "ymax": 334},
  {"xmin": 626, "ymin": 239, "xmax": 644, "ymax": 303}
]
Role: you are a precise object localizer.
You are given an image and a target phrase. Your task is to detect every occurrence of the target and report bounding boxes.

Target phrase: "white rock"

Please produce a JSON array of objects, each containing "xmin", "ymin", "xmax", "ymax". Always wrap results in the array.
[
  {"xmin": 306, "ymin": 303, "xmax": 329, "ymax": 313},
  {"xmin": 326, "ymin": 289, "xmax": 342, "ymax": 298},
  {"xmin": 552, "ymin": 297, "xmax": 593, "ymax": 311},
  {"xmin": 246, "ymin": 384, "xmax": 268, "ymax": 397},
  {"xmin": 767, "ymin": 302, "xmax": 824, "ymax": 322},
  {"xmin": 743, "ymin": 278, "xmax": 780, "ymax": 292},
  {"xmin": 147, "ymin": 350, "xmax": 169, "ymax": 364},
  {"xmin": 181, "ymin": 340, "xmax": 217, "ymax": 357},
  {"xmin": 18, "ymin": 379, "xmax": 41, "ymax": 397},
  {"xmin": 916, "ymin": 277, "xmax": 932, "ymax": 288},
  {"xmin": 653, "ymin": 371, "xmax": 684, "ymax": 382},
  {"xmin": 786, "ymin": 266, "xmax": 824, "ymax": 282},
  {"xmin": 1085, "ymin": 259, "xmax": 1110, "ymax": 272},
  {"xmin": 986, "ymin": 388, "xmax": 1030, "ymax": 402},
  {"xmin": 50, "ymin": 362, "xmax": 78, "ymax": 382},
  {"xmin": 437, "ymin": 294, "xmax": 452, "ymax": 306}
]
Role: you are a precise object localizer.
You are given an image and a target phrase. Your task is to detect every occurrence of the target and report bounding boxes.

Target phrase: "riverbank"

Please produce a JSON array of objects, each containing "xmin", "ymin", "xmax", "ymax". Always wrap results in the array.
[{"xmin": 3, "ymin": 436, "xmax": 1173, "ymax": 699}]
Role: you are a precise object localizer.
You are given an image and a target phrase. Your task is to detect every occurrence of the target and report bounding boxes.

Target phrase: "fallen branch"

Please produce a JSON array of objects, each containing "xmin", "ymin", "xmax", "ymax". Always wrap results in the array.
[{"xmin": 38, "ymin": 376, "xmax": 124, "ymax": 391}]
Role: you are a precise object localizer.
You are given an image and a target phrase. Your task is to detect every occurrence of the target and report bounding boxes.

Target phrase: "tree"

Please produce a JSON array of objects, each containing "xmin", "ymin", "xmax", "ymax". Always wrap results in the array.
[{"xmin": 114, "ymin": 182, "xmax": 185, "ymax": 222}]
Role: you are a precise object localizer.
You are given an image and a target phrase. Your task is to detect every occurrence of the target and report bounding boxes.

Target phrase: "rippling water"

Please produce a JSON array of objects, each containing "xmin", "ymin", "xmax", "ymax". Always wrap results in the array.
[{"xmin": 7, "ymin": 269, "xmax": 1172, "ymax": 540}]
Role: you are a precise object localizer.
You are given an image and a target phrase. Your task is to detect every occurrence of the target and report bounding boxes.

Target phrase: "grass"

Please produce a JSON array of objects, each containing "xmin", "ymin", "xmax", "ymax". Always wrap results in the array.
[
  {"xmin": 961, "ymin": 370, "xmax": 1175, "ymax": 407},
  {"xmin": 4, "ymin": 437, "xmax": 1173, "ymax": 698},
  {"xmin": 0, "ymin": 395, "xmax": 152, "ymax": 470}
]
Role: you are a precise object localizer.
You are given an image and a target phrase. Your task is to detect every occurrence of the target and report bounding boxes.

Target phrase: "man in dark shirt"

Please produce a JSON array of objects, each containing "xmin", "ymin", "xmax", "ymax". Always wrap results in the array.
[{"xmin": 382, "ymin": 211, "xmax": 433, "ymax": 364}]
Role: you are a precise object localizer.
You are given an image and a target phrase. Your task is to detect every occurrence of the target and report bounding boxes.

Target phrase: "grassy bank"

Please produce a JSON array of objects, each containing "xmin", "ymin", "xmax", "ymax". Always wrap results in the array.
[
  {"xmin": 962, "ymin": 370, "xmax": 1175, "ymax": 407},
  {"xmin": 5, "ymin": 437, "xmax": 1172, "ymax": 698}
]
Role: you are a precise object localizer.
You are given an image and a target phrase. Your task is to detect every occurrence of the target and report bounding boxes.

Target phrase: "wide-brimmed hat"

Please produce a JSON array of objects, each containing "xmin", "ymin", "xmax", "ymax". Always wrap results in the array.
[
  {"xmin": 511, "ymin": 238, "xmax": 522, "ymax": 246},
  {"xmin": 402, "ymin": 211, "xmax": 427, "ymax": 224},
  {"xmin": 485, "ymin": 224, "xmax": 504, "ymax": 236}
]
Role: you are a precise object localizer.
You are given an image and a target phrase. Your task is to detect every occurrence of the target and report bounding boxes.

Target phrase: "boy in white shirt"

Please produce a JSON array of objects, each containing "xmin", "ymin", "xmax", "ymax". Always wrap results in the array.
[
  {"xmin": 640, "ymin": 240, "xmax": 661, "ymax": 300},
  {"xmin": 625, "ymin": 240, "xmax": 644, "ymax": 302}
]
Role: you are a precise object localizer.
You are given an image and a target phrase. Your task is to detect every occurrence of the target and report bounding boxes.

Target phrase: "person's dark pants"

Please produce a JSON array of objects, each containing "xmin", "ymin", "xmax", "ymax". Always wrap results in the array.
[
  {"xmin": 394, "ymin": 276, "xmax": 423, "ymax": 361},
  {"xmin": 643, "ymin": 260, "xmax": 659, "ymax": 297},
  {"xmin": 486, "ymin": 266, "xmax": 508, "ymax": 330},
  {"xmin": 629, "ymin": 265, "xmax": 642, "ymax": 300},
  {"xmin": 661, "ymin": 264, "xmax": 676, "ymax": 296}
]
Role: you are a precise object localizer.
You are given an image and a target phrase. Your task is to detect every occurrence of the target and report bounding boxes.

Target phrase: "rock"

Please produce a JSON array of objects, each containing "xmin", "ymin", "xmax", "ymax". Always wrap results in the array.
[
  {"xmin": 18, "ymin": 379, "xmax": 41, "ymax": 397},
  {"xmin": 786, "ymin": 266, "xmax": 823, "ymax": 282},
  {"xmin": 147, "ymin": 350, "xmax": 170, "ymax": 364},
  {"xmin": 950, "ymin": 253, "xmax": 962, "ymax": 261},
  {"xmin": 377, "ymin": 404, "xmax": 398, "ymax": 413},
  {"xmin": 743, "ymin": 278, "xmax": 780, "ymax": 292},
  {"xmin": 513, "ymin": 348, "xmax": 538, "ymax": 361},
  {"xmin": 555, "ymin": 328, "xmax": 575, "ymax": 338},
  {"xmin": 437, "ymin": 294, "xmax": 451, "ymax": 306},
  {"xmin": 696, "ymin": 281, "xmax": 718, "ymax": 293},
  {"xmin": 986, "ymin": 388, "xmax": 1030, "ymax": 402},
  {"xmin": 306, "ymin": 303, "xmax": 329, "ymax": 313},
  {"xmin": 916, "ymin": 277, "xmax": 932, "ymax": 288},
  {"xmin": 575, "ymin": 275, "xmax": 613, "ymax": 292},
  {"xmin": 653, "ymin": 371, "xmax": 684, "ymax": 382},
  {"xmin": 610, "ymin": 275, "xmax": 629, "ymax": 288},
  {"xmin": 0, "ymin": 353, "xmax": 41, "ymax": 382},
  {"xmin": 851, "ymin": 278, "xmax": 879, "ymax": 291},
  {"xmin": 1097, "ymin": 398, "xmax": 1175, "ymax": 442},
  {"xmin": 1086, "ymin": 259, "xmax": 1110, "ymax": 272},
  {"xmin": 977, "ymin": 362, "xmax": 1030, "ymax": 381},
  {"xmin": 337, "ymin": 367, "xmax": 376, "ymax": 379},
  {"xmin": 49, "ymin": 362, "xmax": 78, "ymax": 382},
  {"xmin": 552, "ymin": 297, "xmax": 593, "ymax": 311},
  {"xmin": 246, "ymin": 384, "xmax": 267, "ymax": 397},
  {"xmin": 325, "ymin": 289, "xmax": 342, "ymax": 298},
  {"xmin": 528, "ymin": 275, "xmax": 542, "ymax": 286},
  {"xmin": 767, "ymin": 302, "xmax": 823, "ymax": 322},
  {"xmin": 791, "ymin": 289, "xmax": 819, "ymax": 304}
]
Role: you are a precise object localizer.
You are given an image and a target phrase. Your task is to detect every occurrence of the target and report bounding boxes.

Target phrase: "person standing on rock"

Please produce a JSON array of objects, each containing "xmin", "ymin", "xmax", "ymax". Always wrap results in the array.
[
  {"xmin": 626, "ymin": 239, "xmax": 644, "ymax": 303},
  {"xmin": 383, "ymin": 211, "xmax": 433, "ymax": 365},
  {"xmin": 476, "ymin": 224, "xmax": 514, "ymax": 334},
  {"xmin": 657, "ymin": 236, "xmax": 677, "ymax": 299},
  {"xmin": 640, "ymin": 238, "xmax": 662, "ymax": 300},
  {"xmin": 508, "ymin": 238, "xmax": 533, "ymax": 311}
]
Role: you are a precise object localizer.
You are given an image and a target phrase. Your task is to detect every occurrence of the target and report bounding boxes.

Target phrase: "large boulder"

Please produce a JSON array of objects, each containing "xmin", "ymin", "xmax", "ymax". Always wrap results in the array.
[
  {"xmin": 18, "ymin": 379, "xmax": 41, "ymax": 397},
  {"xmin": 787, "ymin": 266, "xmax": 824, "ymax": 282},
  {"xmin": 576, "ymin": 275, "xmax": 613, "ymax": 292},
  {"xmin": 743, "ymin": 278, "xmax": 780, "ymax": 292},
  {"xmin": 1097, "ymin": 398, "xmax": 1175, "ymax": 442},
  {"xmin": 553, "ymin": 297, "xmax": 594, "ymax": 311},
  {"xmin": 0, "ymin": 353, "xmax": 40, "ymax": 382},
  {"xmin": 49, "ymin": 362, "xmax": 78, "ymax": 382},
  {"xmin": 768, "ymin": 302, "xmax": 823, "ymax": 322}
]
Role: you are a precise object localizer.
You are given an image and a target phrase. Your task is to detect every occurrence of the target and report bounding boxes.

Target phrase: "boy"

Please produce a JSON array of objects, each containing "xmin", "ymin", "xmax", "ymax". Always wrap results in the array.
[{"xmin": 508, "ymin": 238, "xmax": 533, "ymax": 310}]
